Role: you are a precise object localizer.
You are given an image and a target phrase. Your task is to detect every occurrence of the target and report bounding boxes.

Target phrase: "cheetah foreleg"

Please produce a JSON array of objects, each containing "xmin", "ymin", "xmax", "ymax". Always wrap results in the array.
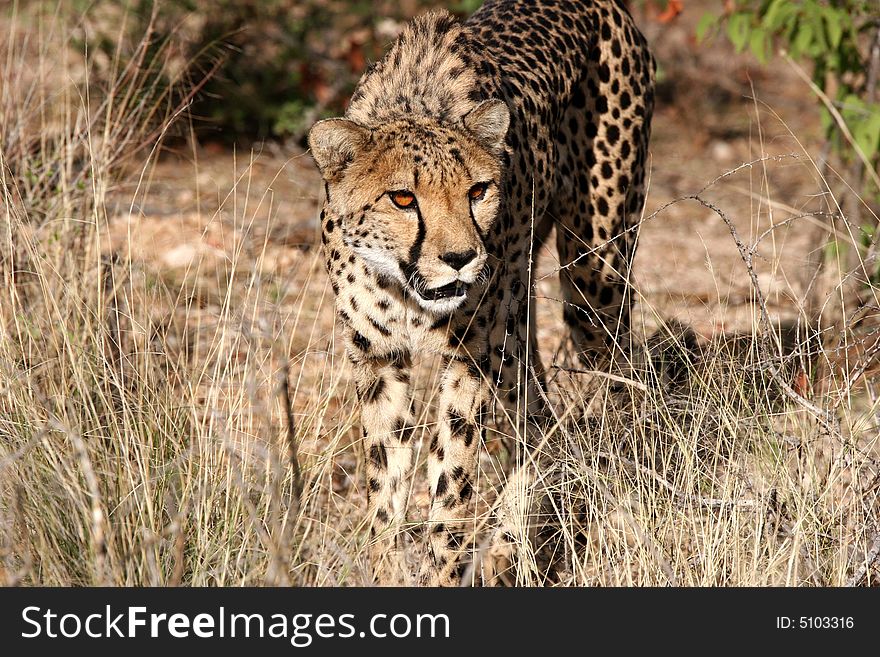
[
  {"xmin": 422, "ymin": 356, "xmax": 487, "ymax": 586},
  {"xmin": 351, "ymin": 347, "xmax": 416, "ymax": 585}
]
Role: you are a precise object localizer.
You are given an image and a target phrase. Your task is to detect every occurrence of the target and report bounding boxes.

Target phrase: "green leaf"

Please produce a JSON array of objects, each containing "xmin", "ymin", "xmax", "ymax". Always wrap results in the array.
[
  {"xmin": 762, "ymin": 0, "xmax": 792, "ymax": 32},
  {"xmin": 853, "ymin": 110, "xmax": 880, "ymax": 162},
  {"xmin": 827, "ymin": 50, "xmax": 841, "ymax": 72},
  {"xmin": 749, "ymin": 27, "xmax": 769, "ymax": 64},
  {"xmin": 839, "ymin": 93, "xmax": 866, "ymax": 123},
  {"xmin": 696, "ymin": 13, "xmax": 718, "ymax": 42},
  {"xmin": 822, "ymin": 7, "xmax": 843, "ymax": 50},
  {"xmin": 809, "ymin": 9, "xmax": 828, "ymax": 56},
  {"xmin": 819, "ymin": 107, "xmax": 835, "ymax": 139},
  {"xmin": 792, "ymin": 21, "xmax": 813, "ymax": 59},
  {"xmin": 727, "ymin": 12, "xmax": 751, "ymax": 53}
]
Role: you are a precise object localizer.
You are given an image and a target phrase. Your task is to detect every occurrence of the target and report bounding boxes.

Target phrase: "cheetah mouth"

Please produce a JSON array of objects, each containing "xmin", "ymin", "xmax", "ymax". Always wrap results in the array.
[{"xmin": 419, "ymin": 281, "xmax": 469, "ymax": 301}]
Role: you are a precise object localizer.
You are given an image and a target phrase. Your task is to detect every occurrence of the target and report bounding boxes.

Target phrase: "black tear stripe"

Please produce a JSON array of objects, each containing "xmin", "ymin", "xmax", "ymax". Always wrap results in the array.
[
  {"xmin": 400, "ymin": 204, "xmax": 427, "ymax": 288},
  {"xmin": 407, "ymin": 204, "xmax": 427, "ymax": 270},
  {"xmin": 468, "ymin": 202, "xmax": 486, "ymax": 241}
]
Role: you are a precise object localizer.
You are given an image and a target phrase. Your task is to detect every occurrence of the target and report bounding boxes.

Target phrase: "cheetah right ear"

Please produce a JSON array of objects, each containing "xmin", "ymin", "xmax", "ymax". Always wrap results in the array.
[
  {"xmin": 462, "ymin": 99, "xmax": 510, "ymax": 153},
  {"xmin": 308, "ymin": 118, "xmax": 371, "ymax": 180}
]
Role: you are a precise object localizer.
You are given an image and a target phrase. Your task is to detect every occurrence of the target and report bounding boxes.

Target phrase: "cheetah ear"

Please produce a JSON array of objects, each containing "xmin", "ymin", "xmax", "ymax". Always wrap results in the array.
[
  {"xmin": 308, "ymin": 118, "xmax": 371, "ymax": 179},
  {"xmin": 462, "ymin": 99, "xmax": 510, "ymax": 152}
]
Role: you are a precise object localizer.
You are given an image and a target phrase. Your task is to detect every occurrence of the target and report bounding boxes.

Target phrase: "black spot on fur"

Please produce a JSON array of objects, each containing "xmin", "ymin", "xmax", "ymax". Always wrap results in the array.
[
  {"xmin": 446, "ymin": 531, "xmax": 462, "ymax": 550},
  {"xmin": 368, "ymin": 316, "xmax": 391, "ymax": 336},
  {"xmin": 458, "ymin": 478, "xmax": 472, "ymax": 503},
  {"xmin": 362, "ymin": 377, "xmax": 386, "ymax": 404},
  {"xmin": 369, "ymin": 443, "xmax": 388, "ymax": 470},
  {"xmin": 352, "ymin": 331, "xmax": 370, "ymax": 352},
  {"xmin": 448, "ymin": 410, "xmax": 467, "ymax": 435},
  {"xmin": 394, "ymin": 418, "xmax": 413, "ymax": 443},
  {"xmin": 606, "ymin": 125, "xmax": 620, "ymax": 146}
]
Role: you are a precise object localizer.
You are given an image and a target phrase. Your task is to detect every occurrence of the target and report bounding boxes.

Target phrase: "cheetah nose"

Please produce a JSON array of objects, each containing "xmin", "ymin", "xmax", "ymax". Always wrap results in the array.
[{"xmin": 439, "ymin": 249, "xmax": 478, "ymax": 271}]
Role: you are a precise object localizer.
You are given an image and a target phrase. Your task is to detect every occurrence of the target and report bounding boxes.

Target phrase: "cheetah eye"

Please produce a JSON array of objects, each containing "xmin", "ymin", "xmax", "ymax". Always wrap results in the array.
[
  {"xmin": 389, "ymin": 190, "xmax": 417, "ymax": 209},
  {"xmin": 469, "ymin": 182, "xmax": 489, "ymax": 202}
]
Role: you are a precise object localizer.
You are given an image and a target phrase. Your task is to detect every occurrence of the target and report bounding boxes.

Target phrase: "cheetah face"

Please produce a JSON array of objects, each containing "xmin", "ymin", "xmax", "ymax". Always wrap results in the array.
[{"xmin": 309, "ymin": 100, "xmax": 509, "ymax": 315}]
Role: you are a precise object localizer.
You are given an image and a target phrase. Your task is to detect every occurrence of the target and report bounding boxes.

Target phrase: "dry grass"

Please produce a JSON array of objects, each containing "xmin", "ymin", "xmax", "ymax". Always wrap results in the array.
[{"xmin": 1, "ymin": 4, "xmax": 878, "ymax": 587}]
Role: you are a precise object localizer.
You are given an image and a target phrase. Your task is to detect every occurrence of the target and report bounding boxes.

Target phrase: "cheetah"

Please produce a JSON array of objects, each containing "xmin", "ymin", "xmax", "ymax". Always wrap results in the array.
[{"xmin": 308, "ymin": 0, "xmax": 655, "ymax": 586}]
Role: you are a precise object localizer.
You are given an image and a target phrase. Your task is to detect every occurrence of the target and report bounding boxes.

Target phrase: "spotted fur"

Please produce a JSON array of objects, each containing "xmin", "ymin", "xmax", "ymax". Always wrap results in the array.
[{"xmin": 308, "ymin": 0, "xmax": 655, "ymax": 586}]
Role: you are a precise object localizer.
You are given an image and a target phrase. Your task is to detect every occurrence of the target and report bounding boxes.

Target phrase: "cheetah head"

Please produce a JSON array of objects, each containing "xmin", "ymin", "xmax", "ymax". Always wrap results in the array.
[{"xmin": 308, "ymin": 100, "xmax": 509, "ymax": 314}]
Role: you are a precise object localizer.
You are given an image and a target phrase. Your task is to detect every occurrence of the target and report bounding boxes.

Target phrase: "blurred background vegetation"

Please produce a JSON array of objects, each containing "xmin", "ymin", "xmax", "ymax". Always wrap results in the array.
[
  {"xmin": 66, "ymin": 0, "xmax": 878, "ymax": 194},
  {"xmin": 71, "ymin": 0, "xmax": 467, "ymax": 144},
  {"xmin": 701, "ymin": 0, "xmax": 879, "ymax": 283}
]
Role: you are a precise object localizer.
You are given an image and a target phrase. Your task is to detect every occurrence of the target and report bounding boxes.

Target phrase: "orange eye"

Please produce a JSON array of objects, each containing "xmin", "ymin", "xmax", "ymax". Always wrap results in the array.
[
  {"xmin": 390, "ymin": 191, "xmax": 416, "ymax": 209},
  {"xmin": 469, "ymin": 182, "xmax": 489, "ymax": 201}
]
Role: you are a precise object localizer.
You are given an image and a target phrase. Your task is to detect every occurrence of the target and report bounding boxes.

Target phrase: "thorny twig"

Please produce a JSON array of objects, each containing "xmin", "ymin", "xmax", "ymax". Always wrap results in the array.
[
  {"xmin": 692, "ymin": 194, "xmax": 880, "ymax": 477},
  {"xmin": 690, "ymin": 195, "xmax": 838, "ymax": 432},
  {"xmin": 541, "ymin": 154, "xmax": 805, "ymax": 281}
]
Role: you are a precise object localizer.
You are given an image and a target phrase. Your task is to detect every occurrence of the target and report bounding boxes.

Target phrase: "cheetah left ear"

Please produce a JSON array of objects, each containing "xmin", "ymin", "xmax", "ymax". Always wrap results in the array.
[{"xmin": 462, "ymin": 99, "xmax": 510, "ymax": 152}]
